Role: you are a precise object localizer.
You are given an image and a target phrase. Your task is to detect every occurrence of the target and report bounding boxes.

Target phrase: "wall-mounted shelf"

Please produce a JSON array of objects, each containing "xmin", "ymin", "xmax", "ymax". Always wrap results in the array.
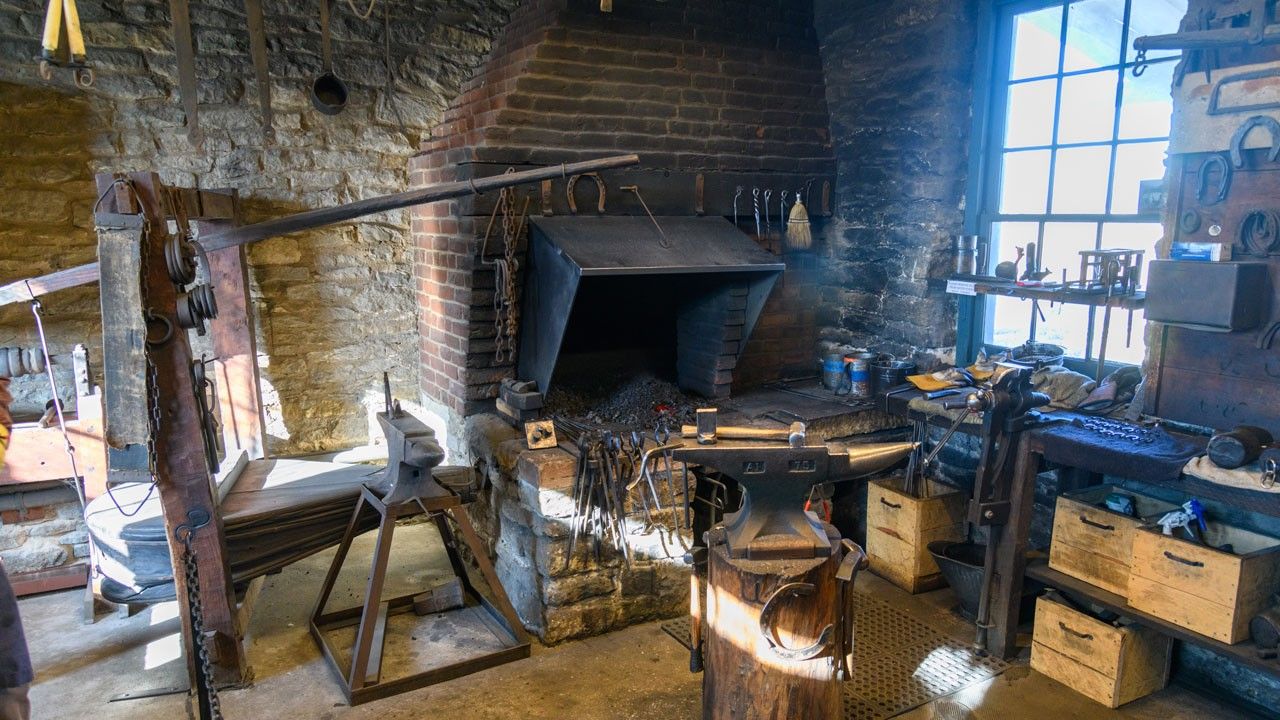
[{"xmin": 945, "ymin": 276, "xmax": 1146, "ymax": 311}]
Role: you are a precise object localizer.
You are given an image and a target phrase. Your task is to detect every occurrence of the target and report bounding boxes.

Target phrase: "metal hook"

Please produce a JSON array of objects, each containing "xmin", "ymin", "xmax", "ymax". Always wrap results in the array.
[{"xmin": 174, "ymin": 508, "xmax": 211, "ymax": 545}]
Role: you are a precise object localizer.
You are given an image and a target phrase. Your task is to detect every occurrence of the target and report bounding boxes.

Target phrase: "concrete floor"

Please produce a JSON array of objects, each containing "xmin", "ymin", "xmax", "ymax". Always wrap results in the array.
[{"xmin": 20, "ymin": 524, "xmax": 1255, "ymax": 720}]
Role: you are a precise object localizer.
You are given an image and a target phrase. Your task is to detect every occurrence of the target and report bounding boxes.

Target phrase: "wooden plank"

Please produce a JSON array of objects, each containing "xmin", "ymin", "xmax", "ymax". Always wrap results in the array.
[
  {"xmin": 1052, "ymin": 494, "xmax": 1144, "ymax": 565},
  {"xmin": 0, "ymin": 396, "xmax": 106, "ymax": 496},
  {"xmin": 0, "ymin": 263, "xmax": 102, "ymax": 307},
  {"xmin": 1126, "ymin": 573, "xmax": 1242, "ymax": 643},
  {"xmin": 1033, "ymin": 597, "xmax": 1125, "ymax": 677},
  {"xmin": 1031, "ymin": 642, "xmax": 1122, "ymax": 708},
  {"xmin": 200, "ymin": 219, "xmax": 265, "ymax": 461},
  {"xmin": 96, "ymin": 226, "xmax": 149, "ymax": 474},
  {"xmin": 9, "ymin": 563, "xmax": 89, "ymax": 597},
  {"xmin": 987, "ymin": 436, "xmax": 1042, "ymax": 659},
  {"xmin": 1049, "ymin": 541, "xmax": 1131, "ymax": 597}
]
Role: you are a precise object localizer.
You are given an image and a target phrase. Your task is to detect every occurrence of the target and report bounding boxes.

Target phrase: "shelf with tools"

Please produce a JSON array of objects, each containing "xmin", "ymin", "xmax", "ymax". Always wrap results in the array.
[
  {"xmin": 1025, "ymin": 558, "xmax": 1280, "ymax": 678},
  {"xmin": 947, "ymin": 276, "xmax": 1148, "ymax": 311}
]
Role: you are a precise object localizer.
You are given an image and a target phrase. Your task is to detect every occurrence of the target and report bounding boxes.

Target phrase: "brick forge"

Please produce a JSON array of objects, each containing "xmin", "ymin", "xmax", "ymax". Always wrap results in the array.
[{"xmin": 409, "ymin": 0, "xmax": 836, "ymax": 444}]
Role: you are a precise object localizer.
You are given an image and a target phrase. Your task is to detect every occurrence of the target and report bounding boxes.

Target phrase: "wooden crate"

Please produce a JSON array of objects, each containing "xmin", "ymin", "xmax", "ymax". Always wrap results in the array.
[
  {"xmin": 866, "ymin": 477, "xmax": 966, "ymax": 593},
  {"xmin": 1048, "ymin": 486, "xmax": 1179, "ymax": 598},
  {"xmin": 1128, "ymin": 522, "xmax": 1280, "ymax": 643},
  {"xmin": 1031, "ymin": 596, "xmax": 1172, "ymax": 708}
]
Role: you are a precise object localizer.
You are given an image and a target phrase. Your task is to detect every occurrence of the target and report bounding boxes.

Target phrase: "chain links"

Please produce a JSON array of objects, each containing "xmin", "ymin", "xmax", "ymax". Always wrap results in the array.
[
  {"xmin": 480, "ymin": 169, "xmax": 528, "ymax": 366},
  {"xmin": 178, "ymin": 522, "xmax": 223, "ymax": 720}
]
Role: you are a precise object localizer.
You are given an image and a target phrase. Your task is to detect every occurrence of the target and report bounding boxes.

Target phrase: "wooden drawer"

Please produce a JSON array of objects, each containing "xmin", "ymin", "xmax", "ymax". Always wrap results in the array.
[
  {"xmin": 1031, "ymin": 597, "xmax": 1172, "ymax": 708},
  {"xmin": 1128, "ymin": 523, "xmax": 1280, "ymax": 643},
  {"xmin": 1048, "ymin": 486, "xmax": 1179, "ymax": 597},
  {"xmin": 866, "ymin": 477, "xmax": 965, "ymax": 594}
]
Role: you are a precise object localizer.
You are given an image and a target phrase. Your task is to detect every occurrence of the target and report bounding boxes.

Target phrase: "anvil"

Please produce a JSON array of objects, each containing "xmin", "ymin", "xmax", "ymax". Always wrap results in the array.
[{"xmin": 673, "ymin": 438, "xmax": 915, "ymax": 560}]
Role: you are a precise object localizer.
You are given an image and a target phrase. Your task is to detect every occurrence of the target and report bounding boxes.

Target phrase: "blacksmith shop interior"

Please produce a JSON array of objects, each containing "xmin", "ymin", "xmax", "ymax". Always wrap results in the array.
[{"xmin": 11, "ymin": 0, "xmax": 1280, "ymax": 718}]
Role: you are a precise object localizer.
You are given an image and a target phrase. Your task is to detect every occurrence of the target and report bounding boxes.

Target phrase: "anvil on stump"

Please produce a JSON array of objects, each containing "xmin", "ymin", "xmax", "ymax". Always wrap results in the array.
[{"xmin": 673, "ymin": 435, "xmax": 914, "ymax": 720}]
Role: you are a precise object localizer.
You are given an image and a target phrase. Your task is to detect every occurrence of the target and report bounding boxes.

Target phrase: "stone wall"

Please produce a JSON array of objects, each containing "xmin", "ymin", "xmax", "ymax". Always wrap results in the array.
[
  {"xmin": 0, "ymin": 0, "xmax": 516, "ymax": 453},
  {"xmin": 813, "ymin": 0, "xmax": 978, "ymax": 365}
]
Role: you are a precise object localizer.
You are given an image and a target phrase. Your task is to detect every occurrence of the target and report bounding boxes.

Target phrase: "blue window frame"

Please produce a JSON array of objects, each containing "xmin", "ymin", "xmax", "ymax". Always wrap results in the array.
[{"xmin": 958, "ymin": 0, "xmax": 1186, "ymax": 369}]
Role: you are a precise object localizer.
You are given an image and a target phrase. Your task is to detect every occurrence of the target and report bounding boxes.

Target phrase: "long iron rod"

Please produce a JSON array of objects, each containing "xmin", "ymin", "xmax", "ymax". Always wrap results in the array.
[{"xmin": 0, "ymin": 154, "xmax": 641, "ymax": 308}]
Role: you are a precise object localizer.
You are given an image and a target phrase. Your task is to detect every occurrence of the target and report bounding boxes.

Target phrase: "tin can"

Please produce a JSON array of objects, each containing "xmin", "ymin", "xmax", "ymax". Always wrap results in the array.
[
  {"xmin": 844, "ymin": 352, "xmax": 874, "ymax": 398},
  {"xmin": 821, "ymin": 353, "xmax": 845, "ymax": 391}
]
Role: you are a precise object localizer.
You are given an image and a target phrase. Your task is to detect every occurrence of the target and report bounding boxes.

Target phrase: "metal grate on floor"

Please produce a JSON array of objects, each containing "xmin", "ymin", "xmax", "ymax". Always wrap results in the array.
[{"xmin": 660, "ymin": 594, "xmax": 1007, "ymax": 720}]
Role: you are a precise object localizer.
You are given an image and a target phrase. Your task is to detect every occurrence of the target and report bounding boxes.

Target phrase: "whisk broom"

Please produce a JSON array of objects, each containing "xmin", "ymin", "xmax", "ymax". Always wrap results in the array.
[{"xmin": 786, "ymin": 190, "xmax": 812, "ymax": 251}]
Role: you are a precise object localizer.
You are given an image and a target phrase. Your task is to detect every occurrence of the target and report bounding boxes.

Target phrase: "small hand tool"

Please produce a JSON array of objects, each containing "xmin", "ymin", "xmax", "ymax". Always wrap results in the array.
[
  {"xmin": 752, "ymin": 188, "xmax": 761, "ymax": 237},
  {"xmin": 40, "ymin": 0, "xmax": 92, "ymax": 87},
  {"xmin": 733, "ymin": 186, "xmax": 743, "ymax": 228}
]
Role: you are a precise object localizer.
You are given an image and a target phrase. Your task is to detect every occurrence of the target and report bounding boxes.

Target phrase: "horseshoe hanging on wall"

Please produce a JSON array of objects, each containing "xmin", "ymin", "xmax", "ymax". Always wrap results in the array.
[
  {"xmin": 1196, "ymin": 153, "xmax": 1232, "ymax": 206},
  {"xmin": 566, "ymin": 172, "xmax": 607, "ymax": 214},
  {"xmin": 1230, "ymin": 115, "xmax": 1280, "ymax": 168}
]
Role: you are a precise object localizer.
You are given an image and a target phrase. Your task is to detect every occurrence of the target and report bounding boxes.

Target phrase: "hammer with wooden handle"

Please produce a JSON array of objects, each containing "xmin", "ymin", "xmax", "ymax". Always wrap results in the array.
[{"xmin": 680, "ymin": 422, "xmax": 805, "ymax": 443}]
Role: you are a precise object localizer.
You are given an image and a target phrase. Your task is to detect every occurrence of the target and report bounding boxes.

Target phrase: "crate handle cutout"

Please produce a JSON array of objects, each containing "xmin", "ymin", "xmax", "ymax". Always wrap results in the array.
[
  {"xmin": 1058, "ymin": 621, "xmax": 1094, "ymax": 641},
  {"xmin": 1164, "ymin": 551, "xmax": 1205, "ymax": 568},
  {"xmin": 1078, "ymin": 515, "xmax": 1115, "ymax": 532},
  {"xmin": 880, "ymin": 498, "xmax": 902, "ymax": 510}
]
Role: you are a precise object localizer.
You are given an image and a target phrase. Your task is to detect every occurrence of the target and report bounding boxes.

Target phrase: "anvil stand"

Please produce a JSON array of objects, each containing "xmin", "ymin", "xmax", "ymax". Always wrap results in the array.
[{"xmin": 310, "ymin": 398, "xmax": 529, "ymax": 705}]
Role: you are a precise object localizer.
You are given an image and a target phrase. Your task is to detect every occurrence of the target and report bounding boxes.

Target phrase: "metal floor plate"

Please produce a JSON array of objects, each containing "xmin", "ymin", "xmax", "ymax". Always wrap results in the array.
[{"xmin": 659, "ymin": 594, "xmax": 1008, "ymax": 720}]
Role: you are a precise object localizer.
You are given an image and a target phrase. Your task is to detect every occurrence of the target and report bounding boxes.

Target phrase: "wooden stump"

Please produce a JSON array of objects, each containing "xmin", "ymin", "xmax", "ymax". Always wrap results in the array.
[{"xmin": 703, "ymin": 525, "xmax": 842, "ymax": 720}]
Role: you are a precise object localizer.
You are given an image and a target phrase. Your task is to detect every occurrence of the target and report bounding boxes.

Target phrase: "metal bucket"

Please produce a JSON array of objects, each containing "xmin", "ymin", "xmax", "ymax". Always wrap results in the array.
[
  {"xmin": 821, "ymin": 353, "xmax": 846, "ymax": 391},
  {"xmin": 872, "ymin": 359, "xmax": 916, "ymax": 395},
  {"xmin": 845, "ymin": 351, "xmax": 875, "ymax": 398}
]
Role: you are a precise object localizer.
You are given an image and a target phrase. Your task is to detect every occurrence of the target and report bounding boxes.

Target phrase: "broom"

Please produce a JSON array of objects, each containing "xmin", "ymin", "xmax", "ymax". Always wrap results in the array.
[{"xmin": 786, "ymin": 192, "xmax": 812, "ymax": 251}]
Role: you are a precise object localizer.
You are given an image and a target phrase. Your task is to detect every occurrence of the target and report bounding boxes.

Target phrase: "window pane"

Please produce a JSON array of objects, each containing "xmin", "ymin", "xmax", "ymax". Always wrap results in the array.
[
  {"xmin": 1041, "ymin": 222, "xmax": 1099, "ymax": 284},
  {"xmin": 1005, "ymin": 79, "xmax": 1058, "ymax": 148},
  {"xmin": 1119, "ymin": 60, "xmax": 1174, "ymax": 139},
  {"xmin": 1111, "ymin": 141, "xmax": 1168, "ymax": 214},
  {"xmin": 1098, "ymin": 222, "xmax": 1163, "ymax": 364},
  {"xmin": 1000, "ymin": 150, "xmax": 1051, "ymax": 214},
  {"xmin": 1057, "ymin": 70, "xmax": 1119, "ymax": 144},
  {"xmin": 989, "ymin": 222, "xmax": 1040, "ymax": 276},
  {"xmin": 1011, "ymin": 5, "xmax": 1064, "ymax": 80},
  {"xmin": 1128, "ymin": 0, "xmax": 1189, "ymax": 61},
  {"xmin": 988, "ymin": 296, "xmax": 1092, "ymax": 358},
  {"xmin": 1051, "ymin": 145, "xmax": 1112, "ymax": 213},
  {"xmin": 1064, "ymin": 0, "xmax": 1127, "ymax": 72},
  {"xmin": 1101, "ymin": 222, "xmax": 1162, "ymax": 282}
]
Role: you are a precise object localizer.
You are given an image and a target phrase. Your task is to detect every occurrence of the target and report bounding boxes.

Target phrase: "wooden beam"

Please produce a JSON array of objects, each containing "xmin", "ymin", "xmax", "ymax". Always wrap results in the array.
[
  {"xmin": 95, "ymin": 172, "xmax": 246, "ymax": 686},
  {"xmin": 199, "ymin": 214, "xmax": 266, "ymax": 462}
]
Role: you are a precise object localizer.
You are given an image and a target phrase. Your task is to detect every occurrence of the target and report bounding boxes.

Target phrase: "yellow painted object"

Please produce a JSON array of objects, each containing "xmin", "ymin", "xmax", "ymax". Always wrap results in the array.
[{"xmin": 42, "ymin": 0, "xmax": 87, "ymax": 64}]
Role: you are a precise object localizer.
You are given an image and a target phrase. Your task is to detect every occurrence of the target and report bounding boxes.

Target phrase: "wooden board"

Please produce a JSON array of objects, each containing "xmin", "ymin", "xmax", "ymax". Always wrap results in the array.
[
  {"xmin": 866, "ymin": 478, "xmax": 966, "ymax": 593},
  {"xmin": 1048, "ymin": 542, "xmax": 1131, "ymax": 597}
]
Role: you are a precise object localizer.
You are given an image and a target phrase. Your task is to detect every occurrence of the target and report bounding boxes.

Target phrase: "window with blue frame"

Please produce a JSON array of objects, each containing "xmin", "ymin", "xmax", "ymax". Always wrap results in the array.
[{"xmin": 967, "ymin": 0, "xmax": 1186, "ymax": 366}]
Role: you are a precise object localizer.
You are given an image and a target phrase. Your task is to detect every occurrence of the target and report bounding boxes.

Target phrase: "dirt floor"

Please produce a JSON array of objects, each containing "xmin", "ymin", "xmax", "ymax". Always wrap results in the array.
[{"xmin": 20, "ymin": 523, "xmax": 1254, "ymax": 719}]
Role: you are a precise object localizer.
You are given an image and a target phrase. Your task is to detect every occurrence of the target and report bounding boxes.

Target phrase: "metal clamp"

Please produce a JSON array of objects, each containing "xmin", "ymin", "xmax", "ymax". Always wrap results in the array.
[
  {"xmin": 1230, "ymin": 115, "xmax": 1280, "ymax": 168},
  {"xmin": 566, "ymin": 172, "xmax": 606, "ymax": 214},
  {"xmin": 758, "ymin": 582, "xmax": 833, "ymax": 662}
]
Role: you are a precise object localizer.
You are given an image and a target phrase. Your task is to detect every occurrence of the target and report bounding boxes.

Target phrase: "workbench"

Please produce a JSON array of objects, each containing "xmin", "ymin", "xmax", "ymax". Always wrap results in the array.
[{"xmin": 883, "ymin": 389, "xmax": 1280, "ymax": 692}]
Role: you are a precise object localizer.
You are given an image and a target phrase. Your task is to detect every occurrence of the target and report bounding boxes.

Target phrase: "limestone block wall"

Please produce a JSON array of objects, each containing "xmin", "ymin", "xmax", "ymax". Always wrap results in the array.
[{"xmin": 0, "ymin": 0, "xmax": 516, "ymax": 453}]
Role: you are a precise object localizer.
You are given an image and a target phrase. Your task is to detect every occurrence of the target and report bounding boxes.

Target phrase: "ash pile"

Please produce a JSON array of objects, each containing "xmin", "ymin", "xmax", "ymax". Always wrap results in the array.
[{"xmin": 544, "ymin": 373, "xmax": 734, "ymax": 429}]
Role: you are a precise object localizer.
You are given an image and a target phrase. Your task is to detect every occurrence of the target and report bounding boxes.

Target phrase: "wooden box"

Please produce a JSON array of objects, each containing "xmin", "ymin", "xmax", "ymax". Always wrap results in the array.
[
  {"xmin": 1128, "ymin": 522, "xmax": 1280, "ymax": 643},
  {"xmin": 1048, "ymin": 486, "xmax": 1179, "ymax": 598},
  {"xmin": 1031, "ymin": 596, "xmax": 1172, "ymax": 708},
  {"xmin": 866, "ymin": 477, "xmax": 966, "ymax": 593}
]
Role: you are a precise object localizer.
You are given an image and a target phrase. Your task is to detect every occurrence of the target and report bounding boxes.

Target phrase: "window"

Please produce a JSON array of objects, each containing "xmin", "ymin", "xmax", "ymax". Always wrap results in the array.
[{"xmin": 966, "ymin": 0, "xmax": 1186, "ymax": 367}]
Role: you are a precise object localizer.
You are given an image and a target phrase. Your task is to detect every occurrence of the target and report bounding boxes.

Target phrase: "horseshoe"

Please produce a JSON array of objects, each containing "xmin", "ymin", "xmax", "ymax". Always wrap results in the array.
[
  {"xmin": 1230, "ymin": 115, "xmax": 1280, "ymax": 168},
  {"xmin": 566, "ymin": 172, "xmax": 606, "ymax": 215},
  {"xmin": 1196, "ymin": 153, "xmax": 1232, "ymax": 206},
  {"xmin": 758, "ymin": 582, "xmax": 834, "ymax": 662}
]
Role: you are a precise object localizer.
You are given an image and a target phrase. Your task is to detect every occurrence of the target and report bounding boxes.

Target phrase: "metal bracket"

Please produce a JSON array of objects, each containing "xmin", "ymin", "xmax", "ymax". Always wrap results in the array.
[
  {"xmin": 540, "ymin": 179, "xmax": 553, "ymax": 216},
  {"xmin": 695, "ymin": 173, "xmax": 705, "ymax": 216}
]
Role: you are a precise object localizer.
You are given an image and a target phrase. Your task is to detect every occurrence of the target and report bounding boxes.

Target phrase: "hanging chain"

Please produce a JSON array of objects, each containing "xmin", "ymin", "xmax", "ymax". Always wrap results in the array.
[
  {"xmin": 177, "ymin": 514, "xmax": 223, "ymax": 720},
  {"xmin": 480, "ymin": 169, "xmax": 529, "ymax": 366}
]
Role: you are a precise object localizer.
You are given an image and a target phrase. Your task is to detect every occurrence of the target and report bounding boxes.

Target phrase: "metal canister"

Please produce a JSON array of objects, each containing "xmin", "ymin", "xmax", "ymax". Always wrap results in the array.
[
  {"xmin": 844, "ymin": 351, "xmax": 874, "ymax": 398},
  {"xmin": 954, "ymin": 235, "xmax": 980, "ymax": 276},
  {"xmin": 821, "ymin": 353, "xmax": 845, "ymax": 391}
]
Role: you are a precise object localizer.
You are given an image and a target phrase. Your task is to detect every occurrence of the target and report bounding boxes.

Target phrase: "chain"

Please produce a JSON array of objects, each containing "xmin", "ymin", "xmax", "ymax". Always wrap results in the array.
[
  {"xmin": 480, "ymin": 170, "xmax": 528, "ymax": 366},
  {"xmin": 177, "ymin": 516, "xmax": 223, "ymax": 720},
  {"xmin": 1072, "ymin": 416, "xmax": 1156, "ymax": 444},
  {"xmin": 27, "ymin": 297, "xmax": 86, "ymax": 509}
]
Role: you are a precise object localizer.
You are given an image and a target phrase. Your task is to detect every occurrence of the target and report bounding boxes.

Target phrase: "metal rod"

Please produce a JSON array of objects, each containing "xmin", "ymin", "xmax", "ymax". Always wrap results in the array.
[{"xmin": 0, "ymin": 154, "xmax": 642, "ymax": 308}]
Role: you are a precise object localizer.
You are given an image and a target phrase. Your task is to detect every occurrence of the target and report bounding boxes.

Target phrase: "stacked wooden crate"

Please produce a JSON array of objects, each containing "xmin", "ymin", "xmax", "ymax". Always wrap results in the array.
[{"xmin": 1048, "ymin": 485, "xmax": 1178, "ymax": 597}]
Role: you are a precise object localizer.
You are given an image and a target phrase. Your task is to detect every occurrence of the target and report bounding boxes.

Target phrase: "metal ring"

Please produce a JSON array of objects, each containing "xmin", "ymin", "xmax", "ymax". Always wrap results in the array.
[
  {"xmin": 758, "ymin": 582, "xmax": 834, "ymax": 661},
  {"xmin": 145, "ymin": 311, "xmax": 174, "ymax": 347}
]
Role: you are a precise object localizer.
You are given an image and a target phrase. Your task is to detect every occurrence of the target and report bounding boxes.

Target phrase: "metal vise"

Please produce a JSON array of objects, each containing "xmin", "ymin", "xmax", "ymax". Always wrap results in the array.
[
  {"xmin": 369, "ymin": 377, "xmax": 446, "ymax": 506},
  {"xmin": 673, "ymin": 428, "xmax": 914, "ymax": 561}
]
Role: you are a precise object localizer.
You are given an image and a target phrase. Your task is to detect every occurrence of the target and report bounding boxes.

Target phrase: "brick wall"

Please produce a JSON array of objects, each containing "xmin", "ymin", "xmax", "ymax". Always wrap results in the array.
[
  {"xmin": 814, "ymin": 0, "xmax": 978, "ymax": 365},
  {"xmin": 0, "ymin": 0, "xmax": 515, "ymax": 454},
  {"xmin": 411, "ymin": 0, "xmax": 836, "ymax": 439}
]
